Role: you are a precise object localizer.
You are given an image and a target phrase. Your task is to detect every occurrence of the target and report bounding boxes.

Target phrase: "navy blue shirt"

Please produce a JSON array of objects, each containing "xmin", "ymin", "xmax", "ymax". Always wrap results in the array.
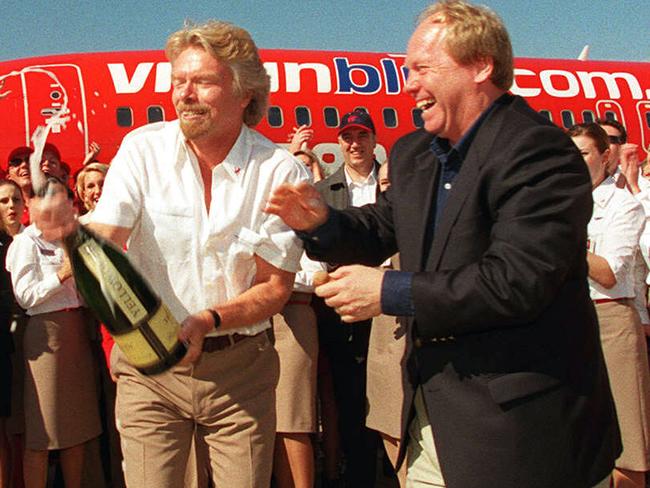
[{"xmin": 382, "ymin": 96, "xmax": 505, "ymax": 316}]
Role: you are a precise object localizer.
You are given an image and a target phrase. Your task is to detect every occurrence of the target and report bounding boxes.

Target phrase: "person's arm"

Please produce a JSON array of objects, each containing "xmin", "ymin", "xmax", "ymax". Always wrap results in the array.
[
  {"xmin": 587, "ymin": 194, "xmax": 644, "ymax": 293},
  {"xmin": 287, "ymin": 125, "xmax": 314, "ymax": 154},
  {"xmin": 6, "ymin": 236, "xmax": 67, "ymax": 310},
  {"xmin": 179, "ymin": 254, "xmax": 295, "ymax": 363},
  {"xmin": 586, "ymin": 252, "xmax": 616, "ymax": 288}
]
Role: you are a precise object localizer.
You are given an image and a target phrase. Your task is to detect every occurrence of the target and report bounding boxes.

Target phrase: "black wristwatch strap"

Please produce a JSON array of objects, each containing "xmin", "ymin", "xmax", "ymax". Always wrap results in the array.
[{"xmin": 207, "ymin": 309, "xmax": 222, "ymax": 331}]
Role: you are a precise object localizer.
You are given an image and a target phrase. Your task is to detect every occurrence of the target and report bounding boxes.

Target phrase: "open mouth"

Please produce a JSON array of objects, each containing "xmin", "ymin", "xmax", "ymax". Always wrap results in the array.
[{"xmin": 416, "ymin": 99, "xmax": 436, "ymax": 112}]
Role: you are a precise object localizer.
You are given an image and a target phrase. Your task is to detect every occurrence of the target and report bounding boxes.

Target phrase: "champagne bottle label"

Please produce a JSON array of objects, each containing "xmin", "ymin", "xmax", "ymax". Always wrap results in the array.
[
  {"xmin": 77, "ymin": 238, "xmax": 181, "ymax": 368},
  {"xmin": 112, "ymin": 304, "xmax": 181, "ymax": 367}
]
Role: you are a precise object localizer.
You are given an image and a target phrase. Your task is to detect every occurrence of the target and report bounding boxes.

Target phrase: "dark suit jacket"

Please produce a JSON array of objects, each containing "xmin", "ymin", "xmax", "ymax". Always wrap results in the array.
[
  {"xmin": 312, "ymin": 163, "xmax": 379, "ymax": 355},
  {"xmin": 302, "ymin": 94, "xmax": 621, "ymax": 488}
]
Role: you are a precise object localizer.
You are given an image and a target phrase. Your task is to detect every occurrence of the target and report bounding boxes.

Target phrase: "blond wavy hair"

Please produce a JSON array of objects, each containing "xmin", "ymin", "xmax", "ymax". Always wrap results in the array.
[
  {"xmin": 418, "ymin": 1, "xmax": 513, "ymax": 90},
  {"xmin": 166, "ymin": 20, "xmax": 269, "ymax": 127}
]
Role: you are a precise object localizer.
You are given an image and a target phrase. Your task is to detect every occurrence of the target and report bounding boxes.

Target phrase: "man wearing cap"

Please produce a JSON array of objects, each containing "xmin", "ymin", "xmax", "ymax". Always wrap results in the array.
[
  {"xmin": 5, "ymin": 147, "xmax": 34, "ymax": 225},
  {"xmin": 312, "ymin": 108, "xmax": 381, "ymax": 487}
]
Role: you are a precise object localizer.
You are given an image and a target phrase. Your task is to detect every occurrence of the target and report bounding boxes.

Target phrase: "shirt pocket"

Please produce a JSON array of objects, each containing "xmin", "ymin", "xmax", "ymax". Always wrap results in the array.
[{"xmin": 144, "ymin": 198, "xmax": 195, "ymax": 263}]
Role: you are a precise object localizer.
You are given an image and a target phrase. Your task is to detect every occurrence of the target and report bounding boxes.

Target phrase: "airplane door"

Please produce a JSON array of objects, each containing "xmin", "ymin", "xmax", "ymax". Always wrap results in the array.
[
  {"xmin": 636, "ymin": 101, "xmax": 650, "ymax": 154},
  {"xmin": 596, "ymin": 100, "xmax": 625, "ymax": 126},
  {"xmin": 0, "ymin": 72, "xmax": 29, "ymax": 159},
  {"xmin": 21, "ymin": 64, "xmax": 88, "ymax": 161}
]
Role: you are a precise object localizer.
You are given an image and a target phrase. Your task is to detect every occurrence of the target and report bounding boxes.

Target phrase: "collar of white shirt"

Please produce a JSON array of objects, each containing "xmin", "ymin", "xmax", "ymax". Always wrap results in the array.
[
  {"xmin": 174, "ymin": 125, "xmax": 252, "ymax": 179},
  {"xmin": 343, "ymin": 164, "xmax": 377, "ymax": 189},
  {"xmin": 592, "ymin": 176, "xmax": 617, "ymax": 209}
]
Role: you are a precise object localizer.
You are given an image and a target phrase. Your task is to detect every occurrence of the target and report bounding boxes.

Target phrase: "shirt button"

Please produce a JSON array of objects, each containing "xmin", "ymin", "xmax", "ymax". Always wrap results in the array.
[{"xmin": 444, "ymin": 182, "xmax": 452, "ymax": 190}]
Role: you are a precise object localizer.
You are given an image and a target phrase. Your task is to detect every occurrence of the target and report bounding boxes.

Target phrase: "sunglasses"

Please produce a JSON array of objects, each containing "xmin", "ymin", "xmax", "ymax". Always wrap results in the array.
[
  {"xmin": 9, "ymin": 157, "xmax": 29, "ymax": 166},
  {"xmin": 608, "ymin": 135, "xmax": 623, "ymax": 145}
]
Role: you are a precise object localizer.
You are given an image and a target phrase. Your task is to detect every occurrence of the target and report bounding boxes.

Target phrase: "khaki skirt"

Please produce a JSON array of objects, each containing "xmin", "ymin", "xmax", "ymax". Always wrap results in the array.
[
  {"xmin": 596, "ymin": 299, "xmax": 650, "ymax": 471},
  {"xmin": 273, "ymin": 293, "xmax": 318, "ymax": 433},
  {"xmin": 23, "ymin": 309, "xmax": 102, "ymax": 450},
  {"xmin": 366, "ymin": 313, "xmax": 408, "ymax": 439}
]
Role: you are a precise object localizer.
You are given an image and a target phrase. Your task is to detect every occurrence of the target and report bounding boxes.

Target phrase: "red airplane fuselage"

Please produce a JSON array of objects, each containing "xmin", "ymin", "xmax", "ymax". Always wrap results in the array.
[{"xmin": 0, "ymin": 49, "xmax": 648, "ymax": 176}]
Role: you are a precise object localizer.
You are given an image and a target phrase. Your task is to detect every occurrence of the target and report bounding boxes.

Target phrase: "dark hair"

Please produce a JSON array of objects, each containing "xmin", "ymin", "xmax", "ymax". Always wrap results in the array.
[
  {"xmin": 596, "ymin": 118, "xmax": 627, "ymax": 144},
  {"xmin": 35, "ymin": 176, "xmax": 74, "ymax": 200},
  {"xmin": 567, "ymin": 123, "xmax": 610, "ymax": 154}
]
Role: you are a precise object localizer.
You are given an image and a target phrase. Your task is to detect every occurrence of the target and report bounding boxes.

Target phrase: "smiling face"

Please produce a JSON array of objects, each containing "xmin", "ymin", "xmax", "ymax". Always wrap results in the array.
[
  {"xmin": 0, "ymin": 183, "xmax": 24, "ymax": 234},
  {"xmin": 338, "ymin": 127, "xmax": 376, "ymax": 176},
  {"xmin": 7, "ymin": 150, "xmax": 31, "ymax": 189},
  {"xmin": 81, "ymin": 170, "xmax": 105, "ymax": 211},
  {"xmin": 405, "ymin": 21, "xmax": 492, "ymax": 144},
  {"xmin": 171, "ymin": 46, "xmax": 250, "ymax": 143}
]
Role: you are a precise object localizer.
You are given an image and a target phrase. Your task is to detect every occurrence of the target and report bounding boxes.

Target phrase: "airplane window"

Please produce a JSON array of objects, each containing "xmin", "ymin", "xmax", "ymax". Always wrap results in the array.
[
  {"xmin": 50, "ymin": 90, "xmax": 62, "ymax": 100},
  {"xmin": 539, "ymin": 110, "xmax": 553, "ymax": 121},
  {"xmin": 295, "ymin": 106, "xmax": 311, "ymax": 126},
  {"xmin": 581, "ymin": 110, "xmax": 595, "ymax": 123},
  {"xmin": 354, "ymin": 107, "xmax": 368, "ymax": 114},
  {"xmin": 383, "ymin": 108, "xmax": 398, "ymax": 128},
  {"xmin": 147, "ymin": 106, "xmax": 164, "ymax": 123},
  {"xmin": 267, "ymin": 106, "xmax": 283, "ymax": 127},
  {"xmin": 324, "ymin": 107, "xmax": 339, "ymax": 128},
  {"xmin": 116, "ymin": 107, "xmax": 133, "ymax": 127},
  {"xmin": 561, "ymin": 110, "xmax": 575, "ymax": 129},
  {"xmin": 604, "ymin": 111, "xmax": 617, "ymax": 121},
  {"xmin": 412, "ymin": 108, "xmax": 423, "ymax": 128}
]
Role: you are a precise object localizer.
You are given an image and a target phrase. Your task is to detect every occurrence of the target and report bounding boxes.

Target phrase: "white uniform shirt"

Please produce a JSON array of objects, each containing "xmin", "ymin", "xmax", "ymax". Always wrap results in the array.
[
  {"xmin": 92, "ymin": 121, "xmax": 307, "ymax": 336},
  {"xmin": 6, "ymin": 224, "xmax": 82, "ymax": 315},
  {"xmin": 344, "ymin": 165, "xmax": 377, "ymax": 207},
  {"xmin": 630, "ymin": 180, "xmax": 650, "ymax": 323},
  {"xmin": 588, "ymin": 177, "xmax": 645, "ymax": 300}
]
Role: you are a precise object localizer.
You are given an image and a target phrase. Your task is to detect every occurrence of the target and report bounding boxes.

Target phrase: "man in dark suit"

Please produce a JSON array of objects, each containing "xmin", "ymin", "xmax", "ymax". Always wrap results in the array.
[
  {"xmin": 266, "ymin": 1, "xmax": 621, "ymax": 487},
  {"xmin": 314, "ymin": 110, "xmax": 381, "ymax": 487}
]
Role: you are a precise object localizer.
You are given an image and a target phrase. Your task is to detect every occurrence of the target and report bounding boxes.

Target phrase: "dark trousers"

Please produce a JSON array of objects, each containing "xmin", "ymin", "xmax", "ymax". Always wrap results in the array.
[{"xmin": 315, "ymin": 297, "xmax": 380, "ymax": 487}]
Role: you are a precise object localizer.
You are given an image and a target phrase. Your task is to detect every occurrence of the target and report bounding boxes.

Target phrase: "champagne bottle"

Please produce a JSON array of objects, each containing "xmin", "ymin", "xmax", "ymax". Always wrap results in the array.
[{"xmin": 64, "ymin": 225, "xmax": 187, "ymax": 375}]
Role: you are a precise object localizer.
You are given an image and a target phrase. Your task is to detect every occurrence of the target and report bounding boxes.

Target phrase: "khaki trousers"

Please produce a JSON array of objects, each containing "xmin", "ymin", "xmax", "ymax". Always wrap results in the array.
[
  {"xmin": 406, "ymin": 387, "xmax": 445, "ymax": 487},
  {"xmin": 406, "ymin": 387, "xmax": 613, "ymax": 488},
  {"xmin": 111, "ymin": 329, "xmax": 279, "ymax": 488}
]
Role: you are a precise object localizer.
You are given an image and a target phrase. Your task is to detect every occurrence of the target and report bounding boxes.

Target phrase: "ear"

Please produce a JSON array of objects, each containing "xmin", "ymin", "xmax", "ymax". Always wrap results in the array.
[
  {"xmin": 473, "ymin": 58, "xmax": 494, "ymax": 84},
  {"xmin": 239, "ymin": 88, "xmax": 253, "ymax": 112},
  {"xmin": 602, "ymin": 148, "xmax": 611, "ymax": 168}
]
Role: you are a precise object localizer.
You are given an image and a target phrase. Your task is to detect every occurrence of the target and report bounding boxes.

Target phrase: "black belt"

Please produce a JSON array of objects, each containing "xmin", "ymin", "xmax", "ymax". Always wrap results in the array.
[{"xmin": 202, "ymin": 329, "xmax": 269, "ymax": 353}]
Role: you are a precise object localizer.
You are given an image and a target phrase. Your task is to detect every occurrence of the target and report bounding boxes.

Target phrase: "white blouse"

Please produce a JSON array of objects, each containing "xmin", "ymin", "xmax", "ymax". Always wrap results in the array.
[
  {"xmin": 588, "ymin": 177, "xmax": 645, "ymax": 300},
  {"xmin": 6, "ymin": 224, "xmax": 81, "ymax": 315}
]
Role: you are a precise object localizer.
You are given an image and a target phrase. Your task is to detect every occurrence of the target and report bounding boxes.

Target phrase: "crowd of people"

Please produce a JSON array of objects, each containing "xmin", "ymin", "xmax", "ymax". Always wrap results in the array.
[{"xmin": 0, "ymin": 1, "xmax": 649, "ymax": 488}]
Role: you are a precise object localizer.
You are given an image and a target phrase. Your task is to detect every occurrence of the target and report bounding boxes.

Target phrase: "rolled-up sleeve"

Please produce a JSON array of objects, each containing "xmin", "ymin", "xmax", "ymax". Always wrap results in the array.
[{"xmin": 598, "ymin": 199, "xmax": 645, "ymax": 282}]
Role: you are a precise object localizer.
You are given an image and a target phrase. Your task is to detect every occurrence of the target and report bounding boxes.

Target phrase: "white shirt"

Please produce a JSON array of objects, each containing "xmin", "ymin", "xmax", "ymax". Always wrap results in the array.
[
  {"xmin": 588, "ymin": 177, "xmax": 645, "ymax": 300},
  {"xmin": 293, "ymin": 253, "xmax": 327, "ymax": 293},
  {"xmin": 344, "ymin": 165, "xmax": 377, "ymax": 207},
  {"xmin": 92, "ymin": 121, "xmax": 308, "ymax": 336},
  {"xmin": 630, "ymin": 185, "xmax": 650, "ymax": 323},
  {"xmin": 6, "ymin": 224, "xmax": 82, "ymax": 315}
]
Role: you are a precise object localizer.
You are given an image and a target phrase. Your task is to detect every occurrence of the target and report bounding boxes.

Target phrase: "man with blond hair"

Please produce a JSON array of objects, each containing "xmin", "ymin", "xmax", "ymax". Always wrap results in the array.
[
  {"xmin": 267, "ymin": 1, "xmax": 621, "ymax": 487},
  {"xmin": 34, "ymin": 20, "xmax": 307, "ymax": 488}
]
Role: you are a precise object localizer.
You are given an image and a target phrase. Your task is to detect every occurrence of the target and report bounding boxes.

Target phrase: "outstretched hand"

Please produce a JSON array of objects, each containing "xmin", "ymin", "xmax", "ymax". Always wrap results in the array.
[{"xmin": 265, "ymin": 181, "xmax": 329, "ymax": 231}]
